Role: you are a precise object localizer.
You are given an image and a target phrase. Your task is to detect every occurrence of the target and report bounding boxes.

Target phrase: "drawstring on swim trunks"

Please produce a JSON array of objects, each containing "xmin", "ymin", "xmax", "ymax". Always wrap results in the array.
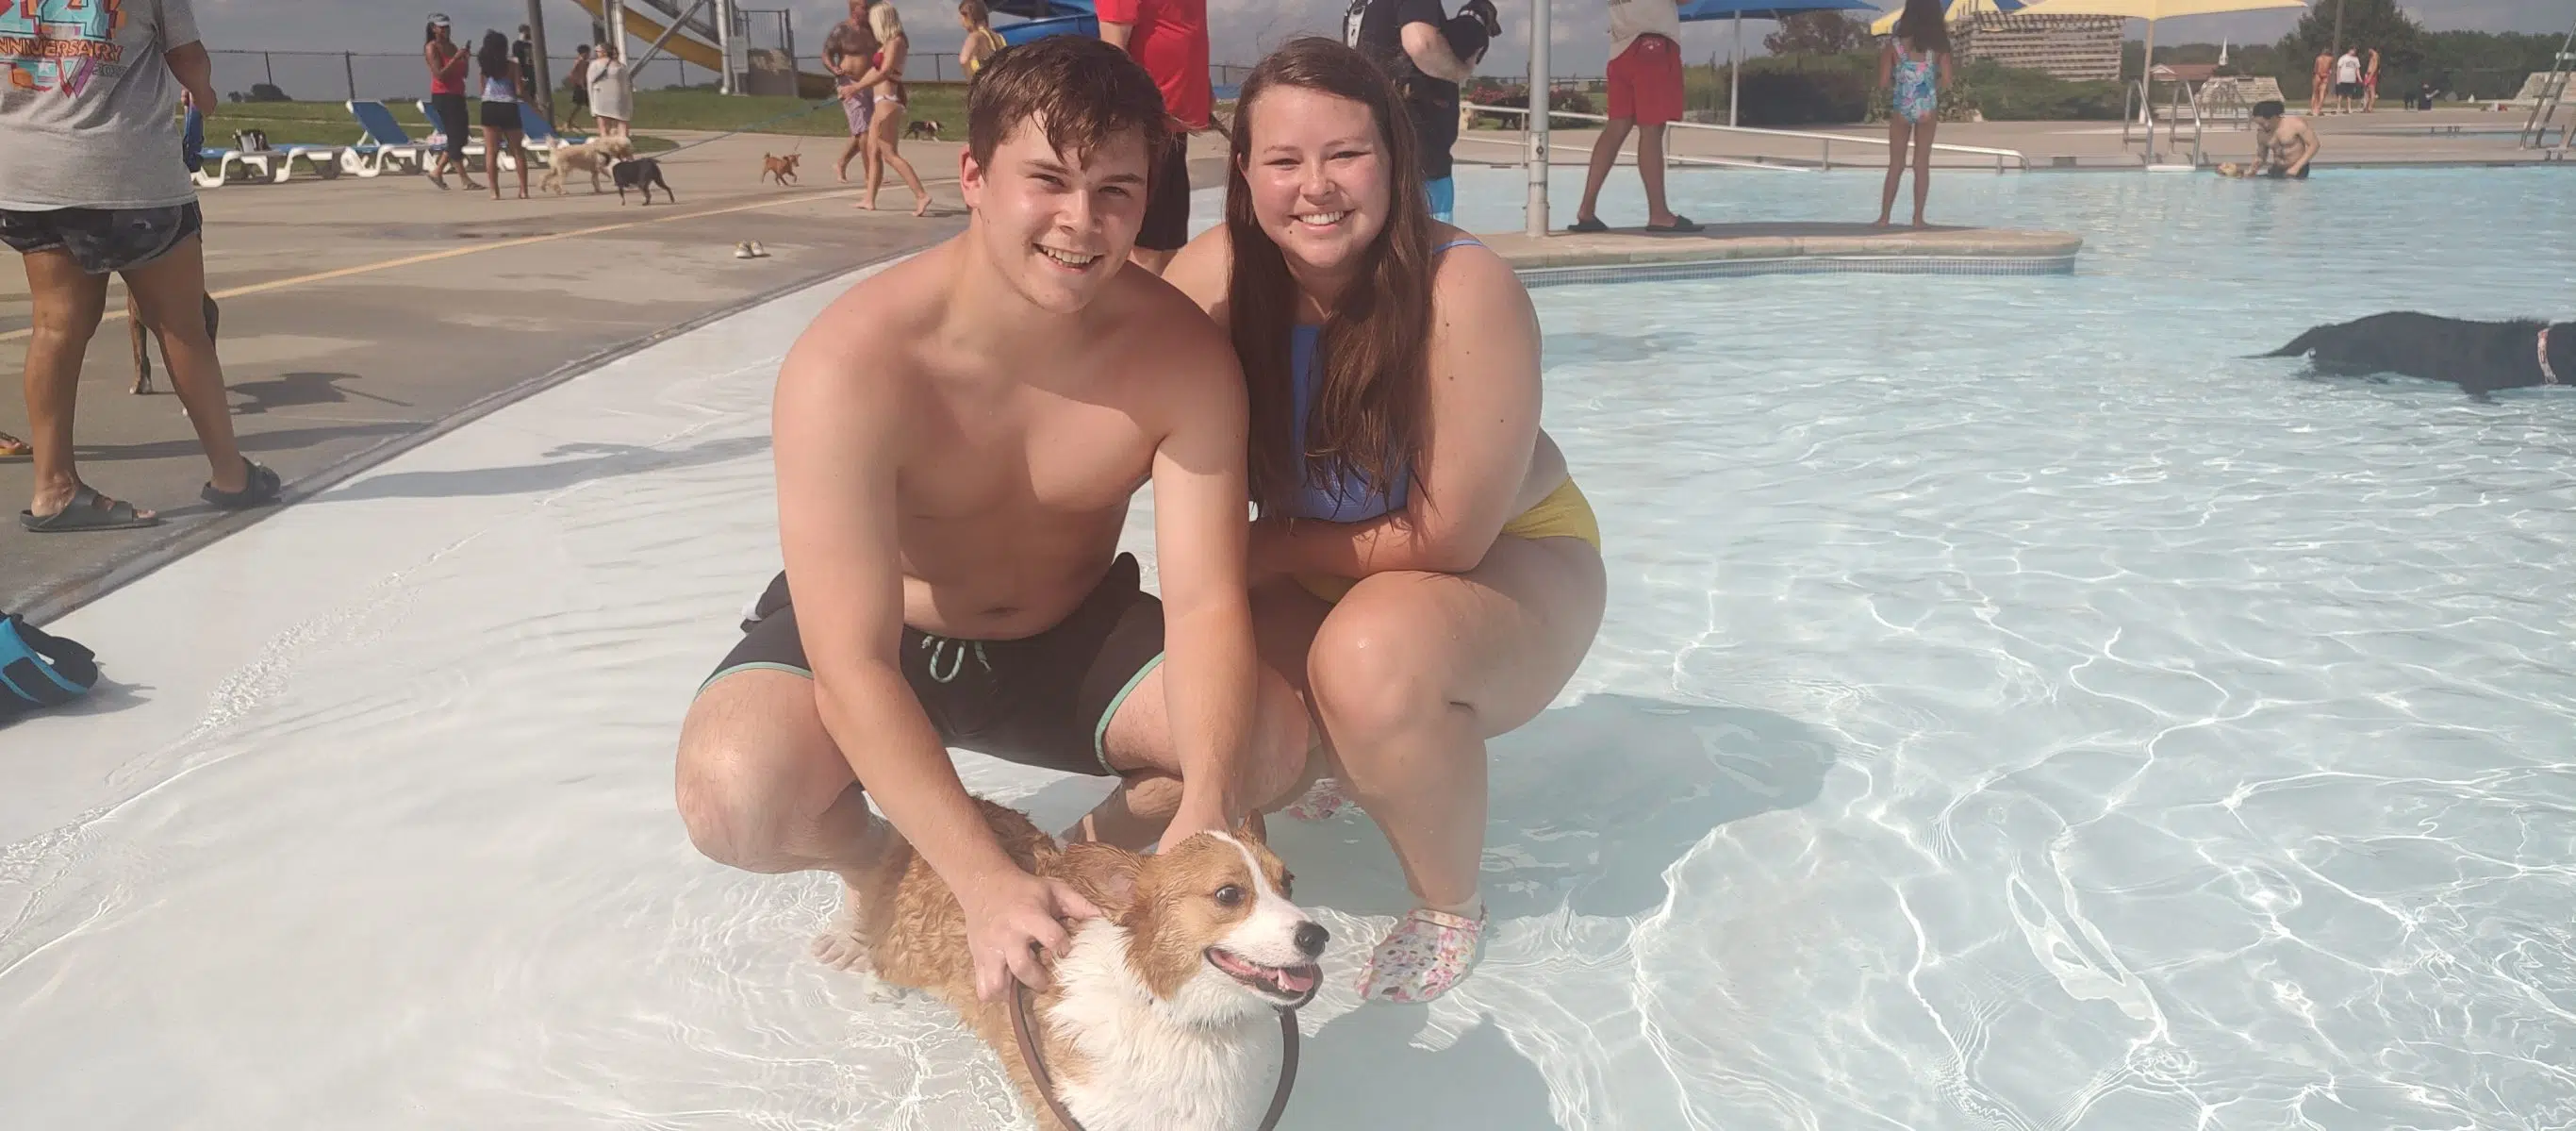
[{"xmin": 919, "ymin": 636, "xmax": 992, "ymax": 683}]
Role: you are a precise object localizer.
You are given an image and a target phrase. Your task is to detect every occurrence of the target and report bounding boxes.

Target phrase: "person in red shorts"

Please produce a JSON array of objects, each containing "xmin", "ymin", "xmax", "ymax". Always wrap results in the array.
[
  {"xmin": 1570, "ymin": 0, "xmax": 1698, "ymax": 233},
  {"xmin": 1098, "ymin": 0, "xmax": 1212, "ymax": 274}
]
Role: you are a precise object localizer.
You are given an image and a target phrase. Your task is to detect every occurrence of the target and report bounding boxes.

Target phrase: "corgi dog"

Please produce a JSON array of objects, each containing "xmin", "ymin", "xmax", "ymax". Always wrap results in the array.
[{"xmin": 843, "ymin": 799, "xmax": 1326, "ymax": 1131}]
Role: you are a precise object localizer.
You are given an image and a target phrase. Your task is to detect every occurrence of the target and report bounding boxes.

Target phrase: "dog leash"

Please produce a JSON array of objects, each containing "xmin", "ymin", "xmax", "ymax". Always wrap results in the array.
[{"xmin": 1010, "ymin": 979, "xmax": 1301, "ymax": 1131}]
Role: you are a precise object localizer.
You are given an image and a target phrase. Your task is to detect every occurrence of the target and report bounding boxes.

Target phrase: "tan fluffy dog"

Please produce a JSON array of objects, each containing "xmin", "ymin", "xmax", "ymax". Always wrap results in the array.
[
  {"xmin": 834, "ymin": 799, "xmax": 1326, "ymax": 1131},
  {"xmin": 539, "ymin": 135, "xmax": 638, "ymax": 195}
]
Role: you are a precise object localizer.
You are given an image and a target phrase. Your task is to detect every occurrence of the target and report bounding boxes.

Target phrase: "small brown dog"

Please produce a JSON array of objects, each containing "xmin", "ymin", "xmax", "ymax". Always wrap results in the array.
[
  {"xmin": 834, "ymin": 798, "xmax": 1325, "ymax": 1131},
  {"xmin": 127, "ymin": 291, "xmax": 222, "ymax": 395},
  {"xmin": 760, "ymin": 151, "xmax": 801, "ymax": 185},
  {"xmin": 902, "ymin": 118, "xmax": 942, "ymax": 141}
]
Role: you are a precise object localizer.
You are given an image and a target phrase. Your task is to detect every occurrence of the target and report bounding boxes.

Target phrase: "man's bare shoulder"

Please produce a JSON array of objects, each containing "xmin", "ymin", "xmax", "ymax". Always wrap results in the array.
[
  {"xmin": 1089, "ymin": 263, "xmax": 1245, "ymax": 426},
  {"xmin": 780, "ymin": 247, "xmax": 954, "ymax": 396}
]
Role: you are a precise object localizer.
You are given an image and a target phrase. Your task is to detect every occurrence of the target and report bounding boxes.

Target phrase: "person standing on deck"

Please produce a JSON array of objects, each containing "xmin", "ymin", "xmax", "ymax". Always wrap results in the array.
[
  {"xmin": 1098, "ymin": 0, "xmax": 1214, "ymax": 274},
  {"xmin": 1569, "ymin": 0, "xmax": 1699, "ymax": 233}
]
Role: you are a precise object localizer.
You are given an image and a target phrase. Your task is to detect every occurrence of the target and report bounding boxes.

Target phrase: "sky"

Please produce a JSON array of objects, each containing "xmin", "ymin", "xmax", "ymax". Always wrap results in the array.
[{"xmin": 194, "ymin": 0, "xmax": 2568, "ymax": 75}]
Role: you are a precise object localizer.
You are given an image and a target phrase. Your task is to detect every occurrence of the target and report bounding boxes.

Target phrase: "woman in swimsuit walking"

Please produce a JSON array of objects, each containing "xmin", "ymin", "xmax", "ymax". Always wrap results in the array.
[
  {"xmin": 1874, "ymin": 0, "xmax": 1950, "ymax": 227},
  {"xmin": 846, "ymin": 2, "xmax": 932, "ymax": 215},
  {"xmin": 1164, "ymin": 38, "xmax": 1607, "ymax": 1005}
]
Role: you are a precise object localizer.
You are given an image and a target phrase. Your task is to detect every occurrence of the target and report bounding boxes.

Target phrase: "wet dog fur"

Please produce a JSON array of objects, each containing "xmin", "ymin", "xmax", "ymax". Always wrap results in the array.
[
  {"xmin": 2263, "ymin": 311, "xmax": 2574, "ymax": 395},
  {"xmin": 836, "ymin": 799, "xmax": 1327, "ymax": 1131}
]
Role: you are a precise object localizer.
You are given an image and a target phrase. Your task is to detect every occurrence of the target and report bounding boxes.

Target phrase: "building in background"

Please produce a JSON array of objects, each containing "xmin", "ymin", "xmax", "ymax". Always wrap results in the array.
[{"xmin": 1952, "ymin": 12, "xmax": 2122, "ymax": 82}]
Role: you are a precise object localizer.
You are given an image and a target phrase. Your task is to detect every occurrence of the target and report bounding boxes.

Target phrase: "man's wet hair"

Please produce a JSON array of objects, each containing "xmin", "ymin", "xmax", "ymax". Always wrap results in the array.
[
  {"xmin": 966, "ymin": 36, "xmax": 1171, "ymax": 173},
  {"xmin": 2253, "ymin": 99, "xmax": 2285, "ymax": 120}
]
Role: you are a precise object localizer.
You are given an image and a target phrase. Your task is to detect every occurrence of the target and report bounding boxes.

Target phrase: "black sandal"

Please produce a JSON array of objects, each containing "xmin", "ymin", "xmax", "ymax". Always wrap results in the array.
[
  {"xmin": 21, "ymin": 484, "xmax": 161, "ymax": 533},
  {"xmin": 202, "ymin": 457, "xmax": 282, "ymax": 510},
  {"xmin": 1566, "ymin": 215, "xmax": 1610, "ymax": 234}
]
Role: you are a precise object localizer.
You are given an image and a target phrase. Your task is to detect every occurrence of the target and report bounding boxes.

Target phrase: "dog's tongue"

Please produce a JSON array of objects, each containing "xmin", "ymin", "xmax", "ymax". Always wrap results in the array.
[{"xmin": 1274, "ymin": 966, "xmax": 1316, "ymax": 994}]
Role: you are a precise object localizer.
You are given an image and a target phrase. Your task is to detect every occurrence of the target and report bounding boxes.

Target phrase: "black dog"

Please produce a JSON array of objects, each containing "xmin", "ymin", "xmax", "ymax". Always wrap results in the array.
[
  {"xmin": 612, "ymin": 157, "xmax": 674, "ymax": 207},
  {"xmin": 2264, "ymin": 311, "xmax": 2570, "ymax": 394}
]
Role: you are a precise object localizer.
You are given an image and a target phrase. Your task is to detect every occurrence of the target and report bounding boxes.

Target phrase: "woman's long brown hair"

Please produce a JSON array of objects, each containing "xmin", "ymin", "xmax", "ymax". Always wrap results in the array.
[{"xmin": 1225, "ymin": 37, "xmax": 1436, "ymax": 521}]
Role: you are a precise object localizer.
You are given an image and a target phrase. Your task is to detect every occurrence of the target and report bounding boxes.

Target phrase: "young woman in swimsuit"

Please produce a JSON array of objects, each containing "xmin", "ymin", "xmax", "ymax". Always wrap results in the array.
[
  {"xmin": 847, "ymin": 2, "xmax": 932, "ymax": 215},
  {"xmin": 1164, "ymin": 38, "xmax": 1607, "ymax": 1005},
  {"xmin": 1874, "ymin": 0, "xmax": 1950, "ymax": 228},
  {"xmin": 957, "ymin": 0, "xmax": 1007, "ymax": 77}
]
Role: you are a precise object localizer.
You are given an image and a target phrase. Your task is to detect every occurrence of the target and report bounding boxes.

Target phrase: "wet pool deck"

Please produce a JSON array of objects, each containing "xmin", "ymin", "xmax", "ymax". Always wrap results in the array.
[{"xmin": 1480, "ymin": 223, "xmax": 2084, "ymax": 282}]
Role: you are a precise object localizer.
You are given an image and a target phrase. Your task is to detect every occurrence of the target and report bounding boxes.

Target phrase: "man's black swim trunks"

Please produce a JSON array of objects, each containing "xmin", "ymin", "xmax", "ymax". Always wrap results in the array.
[{"xmin": 700, "ymin": 553, "xmax": 1164, "ymax": 779}]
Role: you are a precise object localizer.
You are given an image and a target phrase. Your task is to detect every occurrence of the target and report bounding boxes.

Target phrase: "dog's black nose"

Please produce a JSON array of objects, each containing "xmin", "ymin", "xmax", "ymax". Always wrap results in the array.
[{"xmin": 1293, "ymin": 922, "xmax": 1329, "ymax": 957}]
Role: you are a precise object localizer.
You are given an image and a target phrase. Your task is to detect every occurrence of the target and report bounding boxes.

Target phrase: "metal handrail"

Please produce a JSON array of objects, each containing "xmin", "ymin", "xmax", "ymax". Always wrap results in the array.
[
  {"xmin": 1466, "ymin": 102, "xmax": 2030, "ymax": 172},
  {"xmin": 2165, "ymin": 78, "xmax": 2206, "ymax": 167}
]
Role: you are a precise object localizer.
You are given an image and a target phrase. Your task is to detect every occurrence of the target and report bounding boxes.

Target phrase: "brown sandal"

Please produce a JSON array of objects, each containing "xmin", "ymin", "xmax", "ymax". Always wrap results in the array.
[{"xmin": 0, "ymin": 433, "xmax": 28, "ymax": 462}]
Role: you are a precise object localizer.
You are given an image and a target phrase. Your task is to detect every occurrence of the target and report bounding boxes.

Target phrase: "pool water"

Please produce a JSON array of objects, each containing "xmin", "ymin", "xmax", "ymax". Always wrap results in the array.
[{"xmin": 4, "ymin": 167, "xmax": 2572, "ymax": 1130}]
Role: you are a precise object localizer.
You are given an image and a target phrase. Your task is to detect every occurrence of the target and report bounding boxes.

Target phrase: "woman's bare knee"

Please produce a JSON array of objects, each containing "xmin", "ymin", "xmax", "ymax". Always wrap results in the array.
[{"xmin": 1307, "ymin": 611, "xmax": 1446, "ymax": 741}]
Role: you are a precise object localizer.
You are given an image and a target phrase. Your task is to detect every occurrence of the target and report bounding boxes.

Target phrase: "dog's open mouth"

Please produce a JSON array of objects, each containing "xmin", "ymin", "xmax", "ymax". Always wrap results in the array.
[{"xmin": 1205, "ymin": 947, "xmax": 1321, "ymax": 1006}]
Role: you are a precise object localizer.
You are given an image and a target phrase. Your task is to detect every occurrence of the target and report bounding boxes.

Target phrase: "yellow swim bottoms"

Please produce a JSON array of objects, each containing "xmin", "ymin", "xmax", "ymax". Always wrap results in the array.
[{"xmin": 1294, "ymin": 476, "xmax": 1602, "ymax": 605}]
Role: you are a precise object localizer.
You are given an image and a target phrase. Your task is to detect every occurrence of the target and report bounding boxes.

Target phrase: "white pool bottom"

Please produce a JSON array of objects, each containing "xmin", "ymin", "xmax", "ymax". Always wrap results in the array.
[
  {"xmin": 2, "ymin": 258, "xmax": 1759, "ymax": 1131},
  {"xmin": 7, "ymin": 199, "xmax": 2574, "ymax": 1127}
]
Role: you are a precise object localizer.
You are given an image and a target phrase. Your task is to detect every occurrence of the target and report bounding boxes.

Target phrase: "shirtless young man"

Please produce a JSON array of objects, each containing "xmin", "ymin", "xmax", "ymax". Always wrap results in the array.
[
  {"xmin": 2250, "ymin": 100, "xmax": 2320, "ymax": 179},
  {"xmin": 674, "ymin": 36, "xmax": 1311, "ymax": 1003}
]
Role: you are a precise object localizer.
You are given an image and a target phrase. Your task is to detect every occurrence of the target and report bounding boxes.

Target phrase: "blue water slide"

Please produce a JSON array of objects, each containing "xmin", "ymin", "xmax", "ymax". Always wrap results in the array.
[{"xmin": 989, "ymin": 0, "xmax": 1099, "ymax": 44}]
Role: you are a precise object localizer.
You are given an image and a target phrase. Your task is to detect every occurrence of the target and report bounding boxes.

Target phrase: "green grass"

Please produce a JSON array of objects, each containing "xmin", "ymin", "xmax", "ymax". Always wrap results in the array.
[
  {"xmin": 186, "ymin": 85, "xmax": 988, "ymax": 153},
  {"xmin": 190, "ymin": 100, "xmax": 687, "ymax": 151},
  {"xmin": 626, "ymin": 85, "xmax": 972, "ymax": 138}
]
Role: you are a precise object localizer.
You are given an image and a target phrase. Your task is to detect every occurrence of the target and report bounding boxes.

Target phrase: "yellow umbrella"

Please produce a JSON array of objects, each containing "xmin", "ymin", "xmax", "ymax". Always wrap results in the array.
[{"xmin": 1869, "ymin": 0, "xmax": 2014, "ymax": 36}]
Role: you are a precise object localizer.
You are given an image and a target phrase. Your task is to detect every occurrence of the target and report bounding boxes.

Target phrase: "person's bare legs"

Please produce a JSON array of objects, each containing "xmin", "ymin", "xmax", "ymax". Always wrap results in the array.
[
  {"xmin": 837, "ymin": 129, "xmax": 867, "ymax": 183},
  {"xmin": 676, "ymin": 670, "xmax": 903, "ymax": 969},
  {"xmin": 1910, "ymin": 117, "xmax": 1937, "ymax": 227},
  {"xmin": 18, "ymin": 249, "xmax": 115, "ymax": 520},
  {"xmin": 1299, "ymin": 537, "xmax": 1604, "ymax": 916},
  {"xmin": 507, "ymin": 133, "xmax": 530, "ymax": 199},
  {"xmin": 1063, "ymin": 655, "xmax": 1314, "ymax": 850},
  {"xmin": 1637, "ymin": 123, "xmax": 1679, "ymax": 228},
  {"xmin": 484, "ymin": 125, "xmax": 504, "ymax": 199},
  {"xmin": 122, "ymin": 235, "xmax": 251, "ymax": 497},
  {"xmin": 1875, "ymin": 114, "xmax": 1912, "ymax": 226},
  {"xmin": 1572, "ymin": 117, "xmax": 1634, "ymax": 227}
]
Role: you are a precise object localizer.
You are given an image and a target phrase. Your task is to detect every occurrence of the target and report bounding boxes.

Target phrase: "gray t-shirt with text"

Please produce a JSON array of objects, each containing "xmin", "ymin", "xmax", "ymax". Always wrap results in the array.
[{"xmin": 0, "ymin": 0, "xmax": 202, "ymax": 210}]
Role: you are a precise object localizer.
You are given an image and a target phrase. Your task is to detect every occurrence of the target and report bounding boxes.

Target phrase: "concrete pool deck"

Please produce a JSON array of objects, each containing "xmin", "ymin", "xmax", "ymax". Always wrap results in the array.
[{"xmin": 1481, "ymin": 223, "xmax": 2083, "ymax": 281}]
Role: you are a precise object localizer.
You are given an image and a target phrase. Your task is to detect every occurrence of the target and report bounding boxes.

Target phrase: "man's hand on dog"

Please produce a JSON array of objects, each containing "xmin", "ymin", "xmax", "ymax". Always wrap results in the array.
[{"xmin": 966, "ymin": 869, "xmax": 1103, "ymax": 1001}]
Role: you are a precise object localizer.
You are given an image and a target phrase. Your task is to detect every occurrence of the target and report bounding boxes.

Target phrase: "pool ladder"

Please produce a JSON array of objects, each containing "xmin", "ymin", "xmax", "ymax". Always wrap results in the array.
[
  {"xmin": 2518, "ymin": 18, "xmax": 2575, "ymax": 157},
  {"xmin": 2122, "ymin": 77, "xmax": 2209, "ymax": 169}
]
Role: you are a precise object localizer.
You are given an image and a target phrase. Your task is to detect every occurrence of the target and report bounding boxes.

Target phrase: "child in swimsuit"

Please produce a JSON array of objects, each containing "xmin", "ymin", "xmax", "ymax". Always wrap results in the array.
[{"xmin": 1874, "ymin": 0, "xmax": 1951, "ymax": 228}]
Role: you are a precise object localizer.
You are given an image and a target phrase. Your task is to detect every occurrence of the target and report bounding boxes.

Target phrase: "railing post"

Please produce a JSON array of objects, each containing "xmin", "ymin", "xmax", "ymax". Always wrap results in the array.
[{"xmin": 1525, "ymin": 0, "xmax": 1550, "ymax": 238}]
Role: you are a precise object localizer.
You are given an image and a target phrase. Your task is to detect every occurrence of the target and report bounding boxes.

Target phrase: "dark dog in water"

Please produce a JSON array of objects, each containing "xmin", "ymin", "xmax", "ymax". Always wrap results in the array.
[
  {"xmin": 2264, "ymin": 311, "xmax": 2570, "ymax": 394},
  {"xmin": 612, "ymin": 157, "xmax": 674, "ymax": 206}
]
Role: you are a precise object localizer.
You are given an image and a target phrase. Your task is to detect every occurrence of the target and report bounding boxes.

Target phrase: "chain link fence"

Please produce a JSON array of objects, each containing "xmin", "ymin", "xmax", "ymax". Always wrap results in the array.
[{"xmin": 212, "ymin": 49, "xmax": 1260, "ymax": 106}]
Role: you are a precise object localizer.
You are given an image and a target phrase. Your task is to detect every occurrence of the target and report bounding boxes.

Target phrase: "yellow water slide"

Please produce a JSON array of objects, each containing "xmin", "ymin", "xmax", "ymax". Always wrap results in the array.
[{"xmin": 567, "ymin": 0, "xmax": 839, "ymax": 99}]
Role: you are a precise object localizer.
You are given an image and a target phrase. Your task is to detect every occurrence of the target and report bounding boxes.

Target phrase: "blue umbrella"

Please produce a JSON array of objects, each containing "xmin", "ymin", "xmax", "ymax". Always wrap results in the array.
[{"xmin": 1676, "ymin": 0, "xmax": 1892, "ymax": 125}]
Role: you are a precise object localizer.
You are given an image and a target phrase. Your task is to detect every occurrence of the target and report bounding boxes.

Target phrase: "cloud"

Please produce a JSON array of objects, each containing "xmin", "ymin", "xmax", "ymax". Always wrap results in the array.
[{"xmin": 198, "ymin": 0, "xmax": 2576, "ymax": 81}]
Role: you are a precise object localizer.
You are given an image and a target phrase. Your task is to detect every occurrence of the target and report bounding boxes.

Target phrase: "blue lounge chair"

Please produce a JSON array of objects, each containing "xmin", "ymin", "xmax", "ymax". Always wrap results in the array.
[{"xmin": 339, "ymin": 100, "xmax": 432, "ymax": 176}]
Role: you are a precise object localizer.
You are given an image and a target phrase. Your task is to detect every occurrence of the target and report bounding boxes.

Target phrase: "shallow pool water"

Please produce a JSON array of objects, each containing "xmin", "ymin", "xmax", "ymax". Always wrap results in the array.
[{"xmin": 5, "ymin": 167, "xmax": 2573, "ymax": 1130}]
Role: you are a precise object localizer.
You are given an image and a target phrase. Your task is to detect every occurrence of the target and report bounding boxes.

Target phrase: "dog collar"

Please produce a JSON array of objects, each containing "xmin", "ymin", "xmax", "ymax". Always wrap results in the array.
[
  {"xmin": 1011, "ymin": 980, "xmax": 1303, "ymax": 1131},
  {"xmin": 2542, "ymin": 326, "xmax": 2560, "ymax": 387}
]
